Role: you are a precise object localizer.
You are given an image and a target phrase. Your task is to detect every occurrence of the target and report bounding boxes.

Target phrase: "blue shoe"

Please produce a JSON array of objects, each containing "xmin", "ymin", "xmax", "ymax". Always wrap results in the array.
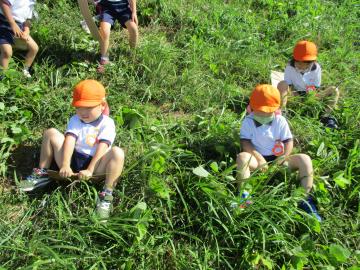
[{"xmin": 299, "ymin": 196, "xmax": 322, "ymax": 222}]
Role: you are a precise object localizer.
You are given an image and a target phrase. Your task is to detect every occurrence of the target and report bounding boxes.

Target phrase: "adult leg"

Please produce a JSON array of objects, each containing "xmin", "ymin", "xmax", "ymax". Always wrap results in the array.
[
  {"xmin": 277, "ymin": 80, "xmax": 290, "ymax": 108},
  {"xmin": 124, "ymin": 20, "xmax": 138, "ymax": 48},
  {"xmin": 287, "ymin": 153, "xmax": 313, "ymax": 193},
  {"xmin": 94, "ymin": 146, "xmax": 125, "ymax": 190},
  {"xmin": 0, "ymin": 43, "xmax": 13, "ymax": 69},
  {"xmin": 38, "ymin": 128, "xmax": 65, "ymax": 169},
  {"xmin": 99, "ymin": 21, "xmax": 112, "ymax": 58}
]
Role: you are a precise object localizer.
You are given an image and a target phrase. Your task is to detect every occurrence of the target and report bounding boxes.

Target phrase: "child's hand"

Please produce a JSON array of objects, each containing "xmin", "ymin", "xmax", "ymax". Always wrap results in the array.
[
  {"xmin": 258, "ymin": 159, "xmax": 268, "ymax": 172},
  {"xmin": 10, "ymin": 23, "xmax": 24, "ymax": 38},
  {"xmin": 131, "ymin": 11, "xmax": 138, "ymax": 25},
  {"xmin": 59, "ymin": 166, "xmax": 74, "ymax": 178},
  {"xmin": 78, "ymin": 169, "xmax": 93, "ymax": 180},
  {"xmin": 275, "ymin": 156, "xmax": 288, "ymax": 167}
]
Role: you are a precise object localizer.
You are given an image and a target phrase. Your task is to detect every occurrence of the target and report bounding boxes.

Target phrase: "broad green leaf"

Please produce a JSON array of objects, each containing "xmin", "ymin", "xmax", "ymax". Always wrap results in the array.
[
  {"xmin": 0, "ymin": 102, "xmax": 4, "ymax": 110},
  {"xmin": 193, "ymin": 166, "xmax": 210, "ymax": 178},
  {"xmin": 149, "ymin": 176, "xmax": 170, "ymax": 199},
  {"xmin": 210, "ymin": 162, "xmax": 219, "ymax": 173},
  {"xmin": 333, "ymin": 172, "xmax": 351, "ymax": 189},
  {"xmin": 329, "ymin": 244, "xmax": 351, "ymax": 263}
]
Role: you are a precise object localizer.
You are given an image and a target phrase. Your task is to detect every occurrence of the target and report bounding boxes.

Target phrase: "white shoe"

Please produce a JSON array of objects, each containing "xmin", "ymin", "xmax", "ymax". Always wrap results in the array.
[
  {"xmin": 23, "ymin": 69, "xmax": 31, "ymax": 78},
  {"xmin": 80, "ymin": 20, "xmax": 91, "ymax": 34}
]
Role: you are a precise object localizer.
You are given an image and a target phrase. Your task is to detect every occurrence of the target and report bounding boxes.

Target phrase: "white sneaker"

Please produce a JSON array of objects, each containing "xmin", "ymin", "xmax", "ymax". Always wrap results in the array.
[
  {"xmin": 23, "ymin": 69, "xmax": 31, "ymax": 78},
  {"xmin": 80, "ymin": 20, "xmax": 91, "ymax": 34}
]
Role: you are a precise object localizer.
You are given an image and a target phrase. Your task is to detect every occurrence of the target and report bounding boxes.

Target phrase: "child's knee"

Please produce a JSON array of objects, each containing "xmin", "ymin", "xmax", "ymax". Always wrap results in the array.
[
  {"xmin": 43, "ymin": 128, "xmax": 60, "ymax": 138},
  {"xmin": 297, "ymin": 154, "xmax": 313, "ymax": 170},
  {"xmin": 236, "ymin": 152, "xmax": 252, "ymax": 165},
  {"xmin": 29, "ymin": 41, "xmax": 39, "ymax": 54},
  {"xmin": 277, "ymin": 80, "xmax": 289, "ymax": 95},
  {"xmin": 1, "ymin": 45, "xmax": 13, "ymax": 59},
  {"xmin": 111, "ymin": 146, "xmax": 125, "ymax": 161}
]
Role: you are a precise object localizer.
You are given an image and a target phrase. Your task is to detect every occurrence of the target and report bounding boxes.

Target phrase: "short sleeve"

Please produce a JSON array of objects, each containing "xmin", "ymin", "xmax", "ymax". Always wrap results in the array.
[
  {"xmin": 240, "ymin": 118, "xmax": 252, "ymax": 140},
  {"xmin": 284, "ymin": 65, "xmax": 293, "ymax": 85},
  {"xmin": 278, "ymin": 117, "xmax": 293, "ymax": 142},
  {"xmin": 97, "ymin": 118, "xmax": 116, "ymax": 146},
  {"xmin": 65, "ymin": 116, "xmax": 81, "ymax": 137}
]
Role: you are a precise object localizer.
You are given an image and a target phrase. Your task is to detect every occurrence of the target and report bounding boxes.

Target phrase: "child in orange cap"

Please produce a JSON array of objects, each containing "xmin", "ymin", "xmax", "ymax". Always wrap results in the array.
[
  {"xmin": 277, "ymin": 40, "xmax": 339, "ymax": 128},
  {"xmin": 19, "ymin": 79, "xmax": 125, "ymax": 220},
  {"xmin": 234, "ymin": 84, "xmax": 321, "ymax": 221}
]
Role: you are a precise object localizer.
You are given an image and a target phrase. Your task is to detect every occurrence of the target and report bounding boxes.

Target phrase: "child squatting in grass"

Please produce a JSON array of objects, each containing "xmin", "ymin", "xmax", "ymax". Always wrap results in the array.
[
  {"xmin": 19, "ymin": 80, "xmax": 125, "ymax": 220},
  {"xmin": 236, "ymin": 84, "xmax": 321, "ymax": 221},
  {"xmin": 97, "ymin": 0, "xmax": 138, "ymax": 73},
  {"xmin": 277, "ymin": 40, "xmax": 339, "ymax": 128},
  {"xmin": 0, "ymin": 0, "xmax": 38, "ymax": 78}
]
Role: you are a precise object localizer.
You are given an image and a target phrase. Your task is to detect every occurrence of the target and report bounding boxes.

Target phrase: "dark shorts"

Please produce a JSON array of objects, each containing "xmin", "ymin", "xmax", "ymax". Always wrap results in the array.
[
  {"xmin": 99, "ymin": 0, "xmax": 132, "ymax": 28},
  {"xmin": 51, "ymin": 151, "xmax": 93, "ymax": 173},
  {"xmin": 263, "ymin": 155, "xmax": 277, "ymax": 162},
  {"xmin": 0, "ymin": 14, "xmax": 24, "ymax": 45}
]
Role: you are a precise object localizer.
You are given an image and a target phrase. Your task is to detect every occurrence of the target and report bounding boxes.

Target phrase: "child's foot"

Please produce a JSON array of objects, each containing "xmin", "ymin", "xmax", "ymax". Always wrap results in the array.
[
  {"xmin": 96, "ymin": 191, "xmax": 114, "ymax": 220},
  {"xmin": 23, "ymin": 69, "xmax": 31, "ymax": 78},
  {"xmin": 298, "ymin": 196, "xmax": 322, "ymax": 222},
  {"xmin": 19, "ymin": 168, "xmax": 51, "ymax": 192},
  {"xmin": 96, "ymin": 58, "xmax": 110, "ymax": 74},
  {"xmin": 80, "ymin": 20, "xmax": 90, "ymax": 34},
  {"xmin": 321, "ymin": 116, "xmax": 338, "ymax": 129},
  {"xmin": 230, "ymin": 190, "xmax": 253, "ymax": 209}
]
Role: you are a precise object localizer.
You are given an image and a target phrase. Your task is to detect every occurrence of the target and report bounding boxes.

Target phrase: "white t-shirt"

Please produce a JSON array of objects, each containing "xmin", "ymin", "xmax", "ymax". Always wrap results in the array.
[
  {"xmin": 65, "ymin": 115, "xmax": 116, "ymax": 156},
  {"xmin": 240, "ymin": 114, "xmax": 293, "ymax": 156},
  {"xmin": 284, "ymin": 60, "xmax": 321, "ymax": 92},
  {"xmin": 0, "ymin": 0, "xmax": 35, "ymax": 23}
]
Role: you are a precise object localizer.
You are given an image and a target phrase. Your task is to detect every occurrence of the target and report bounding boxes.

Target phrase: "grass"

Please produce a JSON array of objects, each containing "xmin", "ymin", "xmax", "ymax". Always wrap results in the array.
[{"xmin": 0, "ymin": 0, "xmax": 359, "ymax": 269}]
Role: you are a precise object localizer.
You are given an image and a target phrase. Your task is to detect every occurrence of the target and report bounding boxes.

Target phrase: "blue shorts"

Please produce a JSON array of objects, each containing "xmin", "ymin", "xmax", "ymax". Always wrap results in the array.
[
  {"xmin": 99, "ymin": 0, "xmax": 132, "ymax": 28},
  {"xmin": 70, "ymin": 151, "xmax": 93, "ymax": 173},
  {"xmin": 0, "ymin": 14, "xmax": 24, "ymax": 45}
]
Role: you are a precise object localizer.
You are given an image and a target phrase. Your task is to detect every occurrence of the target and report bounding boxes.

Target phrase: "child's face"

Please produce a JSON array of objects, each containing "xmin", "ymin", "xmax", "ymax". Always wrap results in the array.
[
  {"xmin": 253, "ymin": 111, "xmax": 274, "ymax": 117},
  {"xmin": 76, "ymin": 103, "xmax": 104, "ymax": 123},
  {"xmin": 294, "ymin": 61, "xmax": 314, "ymax": 73}
]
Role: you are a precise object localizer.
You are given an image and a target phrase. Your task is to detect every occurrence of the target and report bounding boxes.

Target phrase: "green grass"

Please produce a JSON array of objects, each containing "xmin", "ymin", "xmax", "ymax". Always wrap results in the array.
[{"xmin": 0, "ymin": 0, "xmax": 359, "ymax": 269}]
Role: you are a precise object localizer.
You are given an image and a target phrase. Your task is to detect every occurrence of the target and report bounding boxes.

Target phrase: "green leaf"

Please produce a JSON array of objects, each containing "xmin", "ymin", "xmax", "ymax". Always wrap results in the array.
[
  {"xmin": 193, "ymin": 166, "xmax": 210, "ymax": 178},
  {"xmin": 210, "ymin": 162, "xmax": 219, "ymax": 172},
  {"xmin": 333, "ymin": 172, "xmax": 351, "ymax": 189},
  {"xmin": 329, "ymin": 244, "xmax": 351, "ymax": 263},
  {"xmin": 0, "ymin": 102, "xmax": 4, "ymax": 110},
  {"xmin": 149, "ymin": 176, "xmax": 171, "ymax": 199}
]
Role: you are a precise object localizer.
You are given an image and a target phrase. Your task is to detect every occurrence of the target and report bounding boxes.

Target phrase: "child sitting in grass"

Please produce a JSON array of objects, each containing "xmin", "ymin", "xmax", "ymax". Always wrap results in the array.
[
  {"xmin": 277, "ymin": 40, "xmax": 339, "ymax": 128},
  {"xmin": 19, "ymin": 79, "xmax": 125, "ymax": 220},
  {"xmin": 96, "ymin": 0, "xmax": 138, "ymax": 73},
  {"xmin": 235, "ymin": 84, "xmax": 321, "ymax": 221},
  {"xmin": 0, "ymin": 0, "xmax": 38, "ymax": 78}
]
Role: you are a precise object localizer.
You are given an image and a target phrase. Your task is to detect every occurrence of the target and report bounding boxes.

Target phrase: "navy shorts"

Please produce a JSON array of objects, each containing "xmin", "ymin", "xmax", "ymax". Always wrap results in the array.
[
  {"xmin": 263, "ymin": 155, "xmax": 277, "ymax": 162},
  {"xmin": 0, "ymin": 14, "xmax": 24, "ymax": 45},
  {"xmin": 99, "ymin": 0, "xmax": 132, "ymax": 28},
  {"xmin": 70, "ymin": 151, "xmax": 93, "ymax": 173}
]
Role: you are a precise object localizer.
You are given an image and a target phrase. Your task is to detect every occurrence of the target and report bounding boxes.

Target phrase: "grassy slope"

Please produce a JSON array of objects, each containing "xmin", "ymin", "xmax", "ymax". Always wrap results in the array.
[{"xmin": 0, "ymin": 0, "xmax": 359, "ymax": 269}]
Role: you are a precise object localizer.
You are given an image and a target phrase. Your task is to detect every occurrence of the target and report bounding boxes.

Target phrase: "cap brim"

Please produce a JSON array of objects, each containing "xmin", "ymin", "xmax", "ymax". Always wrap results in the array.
[
  {"xmin": 252, "ymin": 105, "xmax": 279, "ymax": 113},
  {"xmin": 294, "ymin": 55, "xmax": 317, "ymax": 61},
  {"xmin": 72, "ymin": 100, "xmax": 103, "ymax": 107}
]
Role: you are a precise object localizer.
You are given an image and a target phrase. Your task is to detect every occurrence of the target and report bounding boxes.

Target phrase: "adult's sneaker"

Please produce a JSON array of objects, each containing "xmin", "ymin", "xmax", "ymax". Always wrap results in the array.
[
  {"xmin": 19, "ymin": 168, "xmax": 51, "ymax": 192},
  {"xmin": 96, "ymin": 191, "xmax": 114, "ymax": 221},
  {"xmin": 299, "ymin": 196, "xmax": 322, "ymax": 222}
]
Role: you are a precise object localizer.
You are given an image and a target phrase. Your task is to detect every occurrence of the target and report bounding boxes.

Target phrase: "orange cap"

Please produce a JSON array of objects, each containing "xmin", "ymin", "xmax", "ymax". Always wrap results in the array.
[
  {"xmin": 250, "ymin": 84, "xmax": 280, "ymax": 113},
  {"xmin": 72, "ymin": 80, "xmax": 106, "ymax": 107},
  {"xmin": 293, "ymin": 40, "xmax": 317, "ymax": 61}
]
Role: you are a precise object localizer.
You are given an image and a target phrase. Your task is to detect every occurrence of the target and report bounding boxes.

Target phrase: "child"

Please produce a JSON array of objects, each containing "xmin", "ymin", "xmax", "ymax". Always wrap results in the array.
[
  {"xmin": 97, "ymin": 0, "xmax": 138, "ymax": 73},
  {"xmin": 19, "ymin": 79, "xmax": 125, "ymax": 220},
  {"xmin": 0, "ymin": 0, "xmax": 38, "ymax": 78},
  {"xmin": 277, "ymin": 40, "xmax": 339, "ymax": 128},
  {"xmin": 236, "ymin": 84, "xmax": 321, "ymax": 221}
]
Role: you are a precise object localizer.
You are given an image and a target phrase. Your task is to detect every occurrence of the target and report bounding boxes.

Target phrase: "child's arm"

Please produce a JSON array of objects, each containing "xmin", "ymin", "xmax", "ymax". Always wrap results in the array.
[
  {"xmin": 129, "ymin": 0, "xmax": 138, "ymax": 25},
  {"xmin": 59, "ymin": 135, "xmax": 76, "ymax": 178},
  {"xmin": 22, "ymin": 20, "xmax": 30, "ymax": 40},
  {"xmin": 276, "ymin": 139, "xmax": 293, "ymax": 165},
  {"xmin": 0, "ymin": 0, "xmax": 23, "ymax": 38},
  {"xmin": 241, "ymin": 139, "xmax": 268, "ymax": 169},
  {"xmin": 78, "ymin": 141, "xmax": 109, "ymax": 179}
]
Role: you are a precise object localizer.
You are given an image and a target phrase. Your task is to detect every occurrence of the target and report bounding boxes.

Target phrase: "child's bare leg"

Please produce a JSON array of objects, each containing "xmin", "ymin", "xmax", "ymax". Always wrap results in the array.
[
  {"xmin": 287, "ymin": 154, "xmax": 313, "ymax": 193},
  {"xmin": 99, "ymin": 21, "xmax": 112, "ymax": 58},
  {"xmin": 0, "ymin": 44, "xmax": 13, "ymax": 69},
  {"xmin": 38, "ymin": 128, "xmax": 65, "ymax": 169},
  {"xmin": 319, "ymin": 86, "xmax": 340, "ymax": 115},
  {"xmin": 23, "ymin": 36, "xmax": 39, "ymax": 68},
  {"xmin": 125, "ymin": 20, "xmax": 138, "ymax": 48},
  {"xmin": 94, "ymin": 146, "xmax": 125, "ymax": 190},
  {"xmin": 277, "ymin": 80, "xmax": 289, "ymax": 108},
  {"xmin": 236, "ymin": 152, "xmax": 259, "ymax": 188}
]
